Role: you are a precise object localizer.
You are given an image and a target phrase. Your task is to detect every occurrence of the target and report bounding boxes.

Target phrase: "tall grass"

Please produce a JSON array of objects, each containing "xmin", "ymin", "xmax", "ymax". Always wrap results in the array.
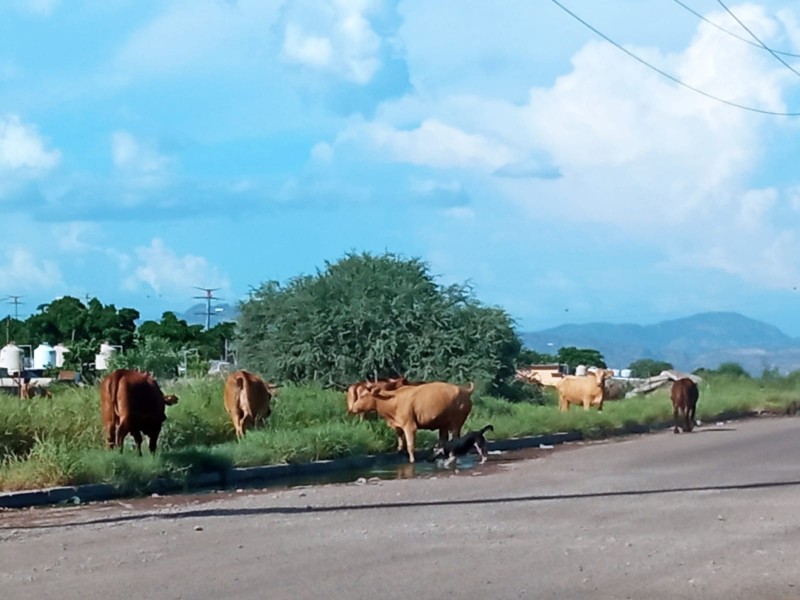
[{"xmin": 1, "ymin": 374, "xmax": 797, "ymax": 492}]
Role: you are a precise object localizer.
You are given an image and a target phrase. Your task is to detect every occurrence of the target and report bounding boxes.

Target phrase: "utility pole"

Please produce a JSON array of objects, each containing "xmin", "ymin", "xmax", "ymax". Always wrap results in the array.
[
  {"xmin": 4, "ymin": 296, "xmax": 23, "ymax": 343},
  {"xmin": 193, "ymin": 287, "xmax": 221, "ymax": 330},
  {"xmin": 6, "ymin": 295, "xmax": 23, "ymax": 321}
]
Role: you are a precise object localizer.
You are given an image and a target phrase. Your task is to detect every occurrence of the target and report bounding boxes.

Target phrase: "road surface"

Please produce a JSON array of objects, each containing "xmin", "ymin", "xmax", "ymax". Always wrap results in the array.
[{"xmin": 2, "ymin": 417, "xmax": 800, "ymax": 600}]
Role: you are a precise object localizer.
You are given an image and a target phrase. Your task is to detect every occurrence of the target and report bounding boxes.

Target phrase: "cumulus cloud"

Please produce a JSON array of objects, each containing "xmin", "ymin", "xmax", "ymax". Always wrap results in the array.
[
  {"xmin": 124, "ymin": 239, "xmax": 229, "ymax": 299},
  {"xmin": 281, "ymin": 0, "xmax": 383, "ymax": 83},
  {"xmin": 0, "ymin": 247, "xmax": 63, "ymax": 294},
  {"xmin": 116, "ymin": 1, "xmax": 282, "ymax": 75},
  {"xmin": 111, "ymin": 131, "xmax": 171, "ymax": 182},
  {"xmin": 0, "ymin": 115, "xmax": 61, "ymax": 172},
  {"xmin": 344, "ymin": 118, "xmax": 517, "ymax": 170}
]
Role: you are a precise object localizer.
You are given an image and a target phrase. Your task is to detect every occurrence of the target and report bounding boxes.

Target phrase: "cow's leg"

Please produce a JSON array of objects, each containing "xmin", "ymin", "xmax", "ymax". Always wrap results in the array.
[
  {"xmin": 688, "ymin": 402, "xmax": 697, "ymax": 431},
  {"xmin": 131, "ymin": 430, "xmax": 144, "ymax": 457},
  {"xmin": 148, "ymin": 431, "xmax": 160, "ymax": 455},
  {"xmin": 438, "ymin": 427, "xmax": 448, "ymax": 448},
  {"xmin": 395, "ymin": 428, "xmax": 407, "ymax": 453},
  {"xmin": 685, "ymin": 404, "xmax": 693, "ymax": 432},
  {"xmin": 402, "ymin": 426, "xmax": 417, "ymax": 463},
  {"xmin": 105, "ymin": 420, "xmax": 117, "ymax": 450},
  {"xmin": 115, "ymin": 419, "xmax": 130, "ymax": 452},
  {"xmin": 673, "ymin": 405, "xmax": 681, "ymax": 434}
]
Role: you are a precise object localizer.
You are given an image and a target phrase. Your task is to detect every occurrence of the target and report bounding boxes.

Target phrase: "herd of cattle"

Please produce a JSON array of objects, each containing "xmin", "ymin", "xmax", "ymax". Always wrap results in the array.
[{"xmin": 98, "ymin": 367, "xmax": 700, "ymax": 461}]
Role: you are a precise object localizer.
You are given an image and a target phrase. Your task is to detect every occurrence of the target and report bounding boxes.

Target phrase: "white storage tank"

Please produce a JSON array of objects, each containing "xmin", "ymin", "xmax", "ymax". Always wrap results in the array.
[
  {"xmin": 0, "ymin": 342, "xmax": 24, "ymax": 374},
  {"xmin": 621, "ymin": 369, "xmax": 632, "ymax": 378},
  {"xmin": 54, "ymin": 343, "xmax": 70, "ymax": 368},
  {"xmin": 575, "ymin": 365, "xmax": 587, "ymax": 376},
  {"xmin": 95, "ymin": 342, "xmax": 118, "ymax": 371},
  {"xmin": 33, "ymin": 343, "xmax": 56, "ymax": 370}
]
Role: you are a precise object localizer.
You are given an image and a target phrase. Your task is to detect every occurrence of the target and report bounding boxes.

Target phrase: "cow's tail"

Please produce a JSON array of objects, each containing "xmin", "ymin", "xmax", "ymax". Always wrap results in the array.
[
  {"xmin": 236, "ymin": 374, "xmax": 250, "ymax": 416},
  {"xmin": 105, "ymin": 373, "xmax": 122, "ymax": 418},
  {"xmin": 479, "ymin": 424, "xmax": 494, "ymax": 435}
]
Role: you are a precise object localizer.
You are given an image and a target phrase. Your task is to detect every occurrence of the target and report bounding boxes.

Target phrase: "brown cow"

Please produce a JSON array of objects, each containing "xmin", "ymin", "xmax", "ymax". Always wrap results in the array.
[
  {"xmin": 224, "ymin": 370, "xmax": 275, "ymax": 439},
  {"xmin": 670, "ymin": 377, "xmax": 699, "ymax": 433},
  {"xmin": 344, "ymin": 376, "xmax": 419, "ymax": 416},
  {"xmin": 556, "ymin": 369, "xmax": 612, "ymax": 411},
  {"xmin": 349, "ymin": 381, "xmax": 474, "ymax": 463},
  {"xmin": 100, "ymin": 369, "xmax": 178, "ymax": 455}
]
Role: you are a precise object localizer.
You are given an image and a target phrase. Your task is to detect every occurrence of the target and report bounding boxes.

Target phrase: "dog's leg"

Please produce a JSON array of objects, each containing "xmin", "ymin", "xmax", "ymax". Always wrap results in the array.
[
  {"xmin": 475, "ymin": 442, "xmax": 488, "ymax": 464},
  {"xmin": 444, "ymin": 455, "xmax": 456, "ymax": 468}
]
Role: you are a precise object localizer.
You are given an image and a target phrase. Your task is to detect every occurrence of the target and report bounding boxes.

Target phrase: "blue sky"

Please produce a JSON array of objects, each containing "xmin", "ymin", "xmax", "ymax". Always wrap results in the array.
[{"xmin": 2, "ymin": 0, "xmax": 800, "ymax": 335}]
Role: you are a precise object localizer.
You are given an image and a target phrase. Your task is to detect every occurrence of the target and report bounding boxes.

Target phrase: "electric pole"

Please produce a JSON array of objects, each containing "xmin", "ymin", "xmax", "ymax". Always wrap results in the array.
[
  {"xmin": 193, "ymin": 287, "xmax": 222, "ymax": 330},
  {"xmin": 4, "ymin": 295, "xmax": 23, "ymax": 344}
]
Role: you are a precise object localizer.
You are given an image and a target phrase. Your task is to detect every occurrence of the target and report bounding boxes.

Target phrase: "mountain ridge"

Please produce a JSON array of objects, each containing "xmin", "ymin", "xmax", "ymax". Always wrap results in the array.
[{"xmin": 520, "ymin": 311, "xmax": 800, "ymax": 374}]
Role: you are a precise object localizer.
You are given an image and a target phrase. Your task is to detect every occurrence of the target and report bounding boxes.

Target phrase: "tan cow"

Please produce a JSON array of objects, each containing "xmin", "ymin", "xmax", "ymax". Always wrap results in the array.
[
  {"xmin": 100, "ymin": 369, "xmax": 179, "ymax": 455},
  {"xmin": 349, "ymin": 381, "xmax": 474, "ymax": 463},
  {"xmin": 224, "ymin": 370, "xmax": 275, "ymax": 439},
  {"xmin": 556, "ymin": 368, "xmax": 612, "ymax": 411},
  {"xmin": 344, "ymin": 376, "xmax": 419, "ymax": 416}
]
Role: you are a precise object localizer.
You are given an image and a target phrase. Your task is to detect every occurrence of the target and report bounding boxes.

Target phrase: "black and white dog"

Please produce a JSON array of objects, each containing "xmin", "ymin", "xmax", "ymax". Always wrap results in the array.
[{"xmin": 432, "ymin": 425, "xmax": 494, "ymax": 467}]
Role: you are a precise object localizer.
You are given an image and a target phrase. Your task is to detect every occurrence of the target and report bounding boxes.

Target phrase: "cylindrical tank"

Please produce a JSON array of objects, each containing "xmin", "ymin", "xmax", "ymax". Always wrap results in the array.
[
  {"xmin": 0, "ymin": 343, "xmax": 24, "ymax": 374},
  {"xmin": 621, "ymin": 369, "xmax": 632, "ymax": 378},
  {"xmin": 95, "ymin": 342, "xmax": 118, "ymax": 371},
  {"xmin": 33, "ymin": 343, "xmax": 56, "ymax": 370},
  {"xmin": 575, "ymin": 365, "xmax": 587, "ymax": 376},
  {"xmin": 54, "ymin": 343, "xmax": 70, "ymax": 368},
  {"xmin": 612, "ymin": 369, "xmax": 621, "ymax": 377}
]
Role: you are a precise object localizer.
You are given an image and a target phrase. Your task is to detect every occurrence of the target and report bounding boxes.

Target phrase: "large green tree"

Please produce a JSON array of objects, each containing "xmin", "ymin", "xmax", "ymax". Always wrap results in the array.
[
  {"xmin": 556, "ymin": 346, "xmax": 607, "ymax": 371},
  {"xmin": 237, "ymin": 252, "xmax": 522, "ymax": 393},
  {"xmin": 628, "ymin": 358, "xmax": 674, "ymax": 378}
]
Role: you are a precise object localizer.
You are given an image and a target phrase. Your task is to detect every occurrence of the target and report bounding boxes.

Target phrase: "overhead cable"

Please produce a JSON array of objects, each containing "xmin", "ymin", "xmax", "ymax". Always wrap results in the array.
[
  {"xmin": 670, "ymin": 0, "xmax": 800, "ymax": 58},
  {"xmin": 546, "ymin": 0, "xmax": 800, "ymax": 116},
  {"xmin": 715, "ymin": 0, "xmax": 800, "ymax": 79}
]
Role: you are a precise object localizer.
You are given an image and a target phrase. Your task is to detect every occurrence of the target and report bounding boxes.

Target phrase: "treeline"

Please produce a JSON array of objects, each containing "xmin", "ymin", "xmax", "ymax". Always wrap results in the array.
[{"xmin": 4, "ymin": 296, "xmax": 234, "ymax": 378}]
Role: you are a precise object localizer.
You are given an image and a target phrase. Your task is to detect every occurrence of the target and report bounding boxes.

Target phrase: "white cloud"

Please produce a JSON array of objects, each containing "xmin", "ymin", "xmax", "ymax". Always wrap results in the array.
[
  {"xmin": 124, "ymin": 239, "xmax": 229, "ymax": 299},
  {"xmin": 116, "ymin": 1, "xmax": 282, "ymax": 76},
  {"xmin": 0, "ymin": 247, "xmax": 63, "ymax": 294},
  {"xmin": 0, "ymin": 115, "xmax": 61, "ymax": 172},
  {"xmin": 346, "ymin": 118, "xmax": 517, "ymax": 169},
  {"xmin": 111, "ymin": 131, "xmax": 170, "ymax": 181},
  {"xmin": 281, "ymin": 0, "xmax": 382, "ymax": 83}
]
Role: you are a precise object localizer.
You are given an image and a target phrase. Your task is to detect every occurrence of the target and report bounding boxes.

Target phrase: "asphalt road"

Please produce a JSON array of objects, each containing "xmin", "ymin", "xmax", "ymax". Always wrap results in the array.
[{"xmin": 2, "ymin": 417, "xmax": 800, "ymax": 600}]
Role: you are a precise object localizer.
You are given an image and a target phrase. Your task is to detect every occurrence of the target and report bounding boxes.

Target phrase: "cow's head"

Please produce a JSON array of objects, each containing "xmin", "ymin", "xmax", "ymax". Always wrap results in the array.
[{"xmin": 349, "ymin": 385, "xmax": 379, "ymax": 415}]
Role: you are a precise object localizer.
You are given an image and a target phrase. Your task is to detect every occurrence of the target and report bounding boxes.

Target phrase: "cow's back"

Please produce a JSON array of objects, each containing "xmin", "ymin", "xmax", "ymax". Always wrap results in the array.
[
  {"xmin": 224, "ymin": 370, "xmax": 272, "ymax": 420},
  {"xmin": 116, "ymin": 371, "xmax": 168, "ymax": 431},
  {"xmin": 402, "ymin": 382, "xmax": 473, "ymax": 429},
  {"xmin": 671, "ymin": 378, "xmax": 698, "ymax": 407}
]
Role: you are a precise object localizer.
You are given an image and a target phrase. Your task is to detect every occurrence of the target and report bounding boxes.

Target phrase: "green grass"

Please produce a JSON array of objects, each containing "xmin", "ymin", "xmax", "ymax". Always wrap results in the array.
[{"xmin": 1, "ymin": 374, "xmax": 797, "ymax": 492}]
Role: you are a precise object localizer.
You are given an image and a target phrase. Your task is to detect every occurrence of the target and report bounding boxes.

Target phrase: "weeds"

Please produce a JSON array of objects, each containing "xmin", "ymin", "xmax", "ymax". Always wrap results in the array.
[{"xmin": 0, "ymin": 373, "xmax": 796, "ymax": 492}]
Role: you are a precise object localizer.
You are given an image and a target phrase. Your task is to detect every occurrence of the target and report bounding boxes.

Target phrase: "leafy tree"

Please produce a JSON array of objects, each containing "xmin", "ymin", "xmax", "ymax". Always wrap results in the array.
[
  {"xmin": 107, "ymin": 336, "xmax": 181, "ymax": 380},
  {"xmin": 516, "ymin": 347, "xmax": 557, "ymax": 367},
  {"xmin": 628, "ymin": 358, "xmax": 674, "ymax": 378},
  {"xmin": 138, "ymin": 312, "xmax": 204, "ymax": 348},
  {"xmin": 715, "ymin": 362, "xmax": 751, "ymax": 378},
  {"xmin": 556, "ymin": 346, "xmax": 606, "ymax": 371},
  {"xmin": 237, "ymin": 252, "xmax": 522, "ymax": 394}
]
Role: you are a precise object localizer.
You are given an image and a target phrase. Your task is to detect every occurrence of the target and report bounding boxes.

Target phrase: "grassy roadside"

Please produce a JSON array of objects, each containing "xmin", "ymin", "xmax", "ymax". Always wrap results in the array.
[{"xmin": 1, "ymin": 375, "xmax": 797, "ymax": 493}]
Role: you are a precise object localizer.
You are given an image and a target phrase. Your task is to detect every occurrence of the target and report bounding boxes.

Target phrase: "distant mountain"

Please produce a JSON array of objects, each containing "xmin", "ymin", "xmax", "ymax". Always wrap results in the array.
[
  {"xmin": 520, "ymin": 312, "xmax": 800, "ymax": 375},
  {"xmin": 180, "ymin": 302, "xmax": 239, "ymax": 327}
]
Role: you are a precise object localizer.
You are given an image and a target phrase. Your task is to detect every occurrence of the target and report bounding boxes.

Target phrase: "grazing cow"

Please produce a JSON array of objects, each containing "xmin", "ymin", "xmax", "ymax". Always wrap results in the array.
[
  {"xmin": 224, "ymin": 370, "xmax": 275, "ymax": 439},
  {"xmin": 344, "ymin": 376, "xmax": 419, "ymax": 417},
  {"xmin": 349, "ymin": 381, "xmax": 474, "ymax": 463},
  {"xmin": 100, "ymin": 369, "xmax": 178, "ymax": 455},
  {"xmin": 670, "ymin": 377, "xmax": 699, "ymax": 434},
  {"xmin": 556, "ymin": 369, "xmax": 612, "ymax": 411}
]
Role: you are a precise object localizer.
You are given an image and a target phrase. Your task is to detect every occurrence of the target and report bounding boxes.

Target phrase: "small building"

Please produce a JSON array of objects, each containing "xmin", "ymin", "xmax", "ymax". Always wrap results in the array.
[{"xmin": 516, "ymin": 363, "xmax": 570, "ymax": 387}]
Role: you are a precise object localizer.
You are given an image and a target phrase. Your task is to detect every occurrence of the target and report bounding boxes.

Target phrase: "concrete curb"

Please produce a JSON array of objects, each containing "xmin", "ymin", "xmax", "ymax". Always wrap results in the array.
[{"xmin": 0, "ymin": 431, "xmax": 582, "ymax": 509}]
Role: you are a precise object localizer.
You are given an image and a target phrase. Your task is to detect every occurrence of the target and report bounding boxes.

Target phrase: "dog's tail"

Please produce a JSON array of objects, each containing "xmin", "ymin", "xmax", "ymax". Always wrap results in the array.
[{"xmin": 480, "ymin": 424, "xmax": 494, "ymax": 435}]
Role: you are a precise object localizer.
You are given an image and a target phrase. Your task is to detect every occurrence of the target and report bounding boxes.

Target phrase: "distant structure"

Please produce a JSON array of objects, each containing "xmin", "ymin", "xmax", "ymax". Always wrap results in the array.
[{"xmin": 193, "ymin": 287, "xmax": 222, "ymax": 330}]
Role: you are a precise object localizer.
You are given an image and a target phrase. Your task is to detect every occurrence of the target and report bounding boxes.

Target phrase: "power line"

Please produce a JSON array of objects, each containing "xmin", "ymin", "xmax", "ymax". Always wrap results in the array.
[
  {"xmin": 546, "ymin": 0, "xmax": 800, "ymax": 116},
  {"xmin": 193, "ymin": 287, "xmax": 222, "ymax": 330},
  {"xmin": 714, "ymin": 0, "xmax": 800, "ymax": 79},
  {"xmin": 670, "ymin": 0, "xmax": 800, "ymax": 58}
]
